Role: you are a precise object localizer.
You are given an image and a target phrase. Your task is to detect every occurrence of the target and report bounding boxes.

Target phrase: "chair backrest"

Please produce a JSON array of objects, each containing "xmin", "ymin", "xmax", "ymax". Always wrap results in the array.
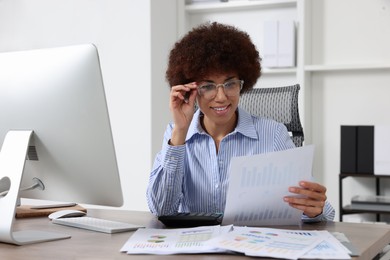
[{"xmin": 239, "ymin": 84, "xmax": 304, "ymax": 147}]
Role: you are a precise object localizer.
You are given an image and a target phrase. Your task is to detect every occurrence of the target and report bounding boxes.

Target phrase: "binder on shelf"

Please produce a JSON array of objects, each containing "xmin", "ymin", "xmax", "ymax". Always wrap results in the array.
[
  {"xmin": 277, "ymin": 20, "xmax": 296, "ymax": 67},
  {"xmin": 357, "ymin": 126, "xmax": 374, "ymax": 174},
  {"xmin": 340, "ymin": 126, "xmax": 357, "ymax": 173},
  {"xmin": 262, "ymin": 20, "xmax": 296, "ymax": 68},
  {"xmin": 340, "ymin": 125, "xmax": 374, "ymax": 174},
  {"xmin": 262, "ymin": 20, "xmax": 278, "ymax": 68}
]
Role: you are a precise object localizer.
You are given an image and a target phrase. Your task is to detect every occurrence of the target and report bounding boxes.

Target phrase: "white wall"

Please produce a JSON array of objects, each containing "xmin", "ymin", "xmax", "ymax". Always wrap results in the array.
[
  {"xmin": 309, "ymin": 0, "xmax": 390, "ymax": 221},
  {"xmin": 0, "ymin": 0, "xmax": 153, "ymax": 211},
  {"xmin": 151, "ymin": 0, "xmax": 178, "ymax": 165}
]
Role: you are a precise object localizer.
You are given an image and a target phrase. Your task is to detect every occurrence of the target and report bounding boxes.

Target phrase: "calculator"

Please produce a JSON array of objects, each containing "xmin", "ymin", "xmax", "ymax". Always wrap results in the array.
[{"xmin": 158, "ymin": 212, "xmax": 223, "ymax": 228}]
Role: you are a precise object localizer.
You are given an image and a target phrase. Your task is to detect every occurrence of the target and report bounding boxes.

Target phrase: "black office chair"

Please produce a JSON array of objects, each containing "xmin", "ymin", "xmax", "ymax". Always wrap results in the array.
[{"xmin": 239, "ymin": 84, "xmax": 304, "ymax": 147}]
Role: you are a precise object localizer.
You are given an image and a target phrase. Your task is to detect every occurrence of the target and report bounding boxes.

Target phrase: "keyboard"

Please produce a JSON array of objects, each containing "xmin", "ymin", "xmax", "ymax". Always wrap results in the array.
[
  {"xmin": 52, "ymin": 216, "xmax": 144, "ymax": 234},
  {"xmin": 158, "ymin": 212, "xmax": 223, "ymax": 228}
]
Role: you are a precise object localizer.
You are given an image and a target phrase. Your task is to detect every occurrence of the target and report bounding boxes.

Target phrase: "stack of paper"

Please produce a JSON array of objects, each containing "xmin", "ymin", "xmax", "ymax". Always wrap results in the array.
[{"xmin": 121, "ymin": 225, "xmax": 352, "ymax": 259}]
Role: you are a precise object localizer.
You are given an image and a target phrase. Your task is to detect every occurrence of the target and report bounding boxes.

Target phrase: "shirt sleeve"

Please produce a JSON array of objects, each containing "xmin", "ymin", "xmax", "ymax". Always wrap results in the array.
[
  {"xmin": 301, "ymin": 200, "xmax": 336, "ymax": 222},
  {"xmin": 146, "ymin": 123, "xmax": 186, "ymax": 216},
  {"xmin": 274, "ymin": 122, "xmax": 296, "ymax": 151}
]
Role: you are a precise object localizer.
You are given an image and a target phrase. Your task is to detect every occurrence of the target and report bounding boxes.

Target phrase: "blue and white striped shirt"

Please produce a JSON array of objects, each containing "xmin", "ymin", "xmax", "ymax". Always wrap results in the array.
[{"xmin": 147, "ymin": 107, "xmax": 335, "ymax": 222}]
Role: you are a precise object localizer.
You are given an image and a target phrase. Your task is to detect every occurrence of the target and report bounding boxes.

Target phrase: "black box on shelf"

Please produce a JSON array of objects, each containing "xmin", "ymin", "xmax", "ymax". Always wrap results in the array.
[
  {"xmin": 357, "ymin": 126, "xmax": 374, "ymax": 173},
  {"xmin": 340, "ymin": 125, "xmax": 374, "ymax": 174},
  {"xmin": 340, "ymin": 126, "xmax": 357, "ymax": 173}
]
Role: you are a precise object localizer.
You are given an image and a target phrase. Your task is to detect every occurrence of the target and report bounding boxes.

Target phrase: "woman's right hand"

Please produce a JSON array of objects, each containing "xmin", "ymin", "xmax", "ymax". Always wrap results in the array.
[{"xmin": 169, "ymin": 82, "xmax": 198, "ymax": 146}]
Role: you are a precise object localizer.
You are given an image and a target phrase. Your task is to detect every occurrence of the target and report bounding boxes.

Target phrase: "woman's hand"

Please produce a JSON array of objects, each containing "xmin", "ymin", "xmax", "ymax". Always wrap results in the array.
[
  {"xmin": 169, "ymin": 82, "xmax": 198, "ymax": 146},
  {"xmin": 284, "ymin": 181, "xmax": 327, "ymax": 218}
]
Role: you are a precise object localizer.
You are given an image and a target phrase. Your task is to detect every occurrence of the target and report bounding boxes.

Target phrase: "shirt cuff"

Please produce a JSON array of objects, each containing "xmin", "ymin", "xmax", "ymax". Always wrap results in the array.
[{"xmin": 301, "ymin": 213, "xmax": 327, "ymax": 223}]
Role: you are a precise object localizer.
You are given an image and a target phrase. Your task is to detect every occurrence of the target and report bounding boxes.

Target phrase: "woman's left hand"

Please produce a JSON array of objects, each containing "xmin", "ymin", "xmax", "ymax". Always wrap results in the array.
[{"xmin": 284, "ymin": 181, "xmax": 327, "ymax": 218}]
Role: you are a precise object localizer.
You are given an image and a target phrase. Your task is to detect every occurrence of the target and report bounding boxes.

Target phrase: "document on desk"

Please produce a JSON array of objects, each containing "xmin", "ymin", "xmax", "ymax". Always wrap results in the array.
[
  {"xmin": 300, "ymin": 231, "xmax": 352, "ymax": 259},
  {"xmin": 120, "ymin": 225, "xmax": 232, "ymax": 255},
  {"xmin": 121, "ymin": 225, "xmax": 351, "ymax": 259},
  {"xmin": 208, "ymin": 227, "xmax": 351, "ymax": 260},
  {"xmin": 222, "ymin": 145, "xmax": 314, "ymax": 226}
]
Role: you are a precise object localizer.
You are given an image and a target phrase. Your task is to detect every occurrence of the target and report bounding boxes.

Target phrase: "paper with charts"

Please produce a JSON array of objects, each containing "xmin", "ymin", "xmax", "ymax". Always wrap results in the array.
[
  {"xmin": 120, "ymin": 225, "xmax": 232, "ymax": 255},
  {"xmin": 222, "ymin": 145, "xmax": 314, "ymax": 226},
  {"xmin": 121, "ymin": 225, "xmax": 351, "ymax": 259},
  {"xmin": 208, "ymin": 226, "xmax": 351, "ymax": 260}
]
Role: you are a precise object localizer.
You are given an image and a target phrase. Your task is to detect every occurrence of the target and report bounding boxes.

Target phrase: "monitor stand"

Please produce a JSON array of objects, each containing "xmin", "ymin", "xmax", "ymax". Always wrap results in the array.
[{"xmin": 0, "ymin": 130, "xmax": 70, "ymax": 245}]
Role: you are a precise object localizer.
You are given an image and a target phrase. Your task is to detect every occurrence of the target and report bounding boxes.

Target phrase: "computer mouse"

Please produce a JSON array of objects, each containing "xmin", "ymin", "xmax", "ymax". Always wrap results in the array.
[{"xmin": 48, "ymin": 209, "xmax": 86, "ymax": 220}]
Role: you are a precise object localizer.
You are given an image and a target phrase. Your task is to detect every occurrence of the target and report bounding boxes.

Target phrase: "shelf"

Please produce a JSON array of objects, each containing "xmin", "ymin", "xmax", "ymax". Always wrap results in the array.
[
  {"xmin": 339, "ymin": 173, "xmax": 390, "ymax": 178},
  {"xmin": 339, "ymin": 173, "xmax": 390, "ymax": 222},
  {"xmin": 262, "ymin": 67, "xmax": 296, "ymax": 75},
  {"xmin": 343, "ymin": 205, "xmax": 390, "ymax": 215},
  {"xmin": 185, "ymin": 0, "xmax": 297, "ymax": 13},
  {"xmin": 305, "ymin": 63, "xmax": 390, "ymax": 72}
]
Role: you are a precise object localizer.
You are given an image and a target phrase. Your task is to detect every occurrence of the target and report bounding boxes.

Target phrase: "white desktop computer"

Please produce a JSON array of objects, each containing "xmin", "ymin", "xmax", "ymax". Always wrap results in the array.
[{"xmin": 0, "ymin": 44, "xmax": 123, "ymax": 245}]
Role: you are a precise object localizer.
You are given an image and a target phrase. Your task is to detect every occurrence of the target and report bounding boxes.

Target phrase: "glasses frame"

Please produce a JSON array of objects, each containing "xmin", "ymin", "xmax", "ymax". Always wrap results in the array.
[{"xmin": 197, "ymin": 79, "xmax": 244, "ymax": 100}]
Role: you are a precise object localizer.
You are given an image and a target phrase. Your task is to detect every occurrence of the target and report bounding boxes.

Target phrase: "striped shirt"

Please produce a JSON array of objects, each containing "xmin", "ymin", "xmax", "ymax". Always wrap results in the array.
[{"xmin": 147, "ymin": 107, "xmax": 335, "ymax": 222}]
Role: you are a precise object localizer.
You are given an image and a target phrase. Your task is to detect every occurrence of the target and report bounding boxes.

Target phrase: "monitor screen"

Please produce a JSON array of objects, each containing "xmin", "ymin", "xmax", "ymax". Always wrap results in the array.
[{"xmin": 0, "ymin": 44, "xmax": 123, "ymax": 207}]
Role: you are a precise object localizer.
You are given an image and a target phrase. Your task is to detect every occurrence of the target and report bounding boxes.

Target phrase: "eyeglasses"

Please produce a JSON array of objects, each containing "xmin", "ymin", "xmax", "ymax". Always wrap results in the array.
[{"xmin": 197, "ymin": 79, "xmax": 244, "ymax": 100}]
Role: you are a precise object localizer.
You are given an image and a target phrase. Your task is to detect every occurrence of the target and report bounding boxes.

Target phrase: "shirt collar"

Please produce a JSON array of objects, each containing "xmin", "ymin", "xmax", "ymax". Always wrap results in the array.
[{"xmin": 185, "ymin": 107, "xmax": 258, "ymax": 142}]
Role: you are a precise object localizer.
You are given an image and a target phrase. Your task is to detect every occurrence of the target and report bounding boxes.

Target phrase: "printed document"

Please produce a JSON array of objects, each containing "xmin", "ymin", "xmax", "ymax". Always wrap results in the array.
[
  {"xmin": 120, "ymin": 225, "xmax": 232, "ymax": 255},
  {"xmin": 208, "ymin": 226, "xmax": 322, "ymax": 260},
  {"xmin": 121, "ymin": 225, "xmax": 351, "ymax": 259},
  {"xmin": 208, "ymin": 226, "xmax": 350, "ymax": 260},
  {"xmin": 223, "ymin": 145, "xmax": 314, "ymax": 226}
]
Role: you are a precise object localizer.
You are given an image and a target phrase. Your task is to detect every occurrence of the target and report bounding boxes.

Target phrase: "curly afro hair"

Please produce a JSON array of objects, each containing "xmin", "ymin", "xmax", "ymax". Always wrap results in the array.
[{"xmin": 166, "ymin": 22, "xmax": 261, "ymax": 94}]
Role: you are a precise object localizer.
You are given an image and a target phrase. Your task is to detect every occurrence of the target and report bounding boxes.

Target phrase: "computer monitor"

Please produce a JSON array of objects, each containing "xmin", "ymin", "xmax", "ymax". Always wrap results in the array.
[{"xmin": 0, "ymin": 44, "xmax": 123, "ymax": 244}]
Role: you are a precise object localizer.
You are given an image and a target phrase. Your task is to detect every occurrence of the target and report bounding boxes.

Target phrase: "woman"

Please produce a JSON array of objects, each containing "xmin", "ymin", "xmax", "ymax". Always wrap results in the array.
[{"xmin": 147, "ymin": 22, "xmax": 334, "ymax": 222}]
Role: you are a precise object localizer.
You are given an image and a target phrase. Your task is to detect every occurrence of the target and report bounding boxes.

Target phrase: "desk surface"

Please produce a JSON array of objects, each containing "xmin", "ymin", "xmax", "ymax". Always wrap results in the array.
[{"xmin": 1, "ymin": 208, "xmax": 390, "ymax": 259}]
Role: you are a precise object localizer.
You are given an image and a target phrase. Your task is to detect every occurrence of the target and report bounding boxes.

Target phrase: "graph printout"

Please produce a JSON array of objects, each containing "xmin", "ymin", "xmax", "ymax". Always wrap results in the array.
[
  {"xmin": 222, "ymin": 145, "xmax": 315, "ymax": 226},
  {"xmin": 300, "ymin": 231, "xmax": 351, "ymax": 259},
  {"xmin": 208, "ymin": 226, "xmax": 323, "ymax": 260},
  {"xmin": 208, "ymin": 227, "xmax": 351, "ymax": 260},
  {"xmin": 120, "ymin": 225, "xmax": 232, "ymax": 255}
]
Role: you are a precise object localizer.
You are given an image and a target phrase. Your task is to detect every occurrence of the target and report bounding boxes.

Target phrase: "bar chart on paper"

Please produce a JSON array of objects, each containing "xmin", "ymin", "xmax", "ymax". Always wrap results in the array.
[
  {"xmin": 120, "ymin": 225, "xmax": 231, "ymax": 255},
  {"xmin": 175, "ymin": 228, "xmax": 214, "ymax": 248},
  {"xmin": 223, "ymin": 145, "xmax": 314, "ymax": 226}
]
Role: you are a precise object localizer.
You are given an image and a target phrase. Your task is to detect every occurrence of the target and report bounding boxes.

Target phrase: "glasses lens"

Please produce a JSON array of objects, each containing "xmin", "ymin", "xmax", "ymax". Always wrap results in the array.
[
  {"xmin": 223, "ymin": 80, "xmax": 242, "ymax": 96},
  {"xmin": 198, "ymin": 83, "xmax": 217, "ymax": 99},
  {"xmin": 198, "ymin": 79, "xmax": 243, "ymax": 100}
]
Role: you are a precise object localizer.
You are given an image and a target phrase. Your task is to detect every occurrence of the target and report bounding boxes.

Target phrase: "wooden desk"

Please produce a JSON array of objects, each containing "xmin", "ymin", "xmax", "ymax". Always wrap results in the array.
[{"xmin": 1, "ymin": 208, "xmax": 390, "ymax": 259}]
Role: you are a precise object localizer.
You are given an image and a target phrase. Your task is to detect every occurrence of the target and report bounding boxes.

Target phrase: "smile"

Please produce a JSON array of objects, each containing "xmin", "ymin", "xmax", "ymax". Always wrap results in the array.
[{"xmin": 212, "ymin": 106, "xmax": 229, "ymax": 111}]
